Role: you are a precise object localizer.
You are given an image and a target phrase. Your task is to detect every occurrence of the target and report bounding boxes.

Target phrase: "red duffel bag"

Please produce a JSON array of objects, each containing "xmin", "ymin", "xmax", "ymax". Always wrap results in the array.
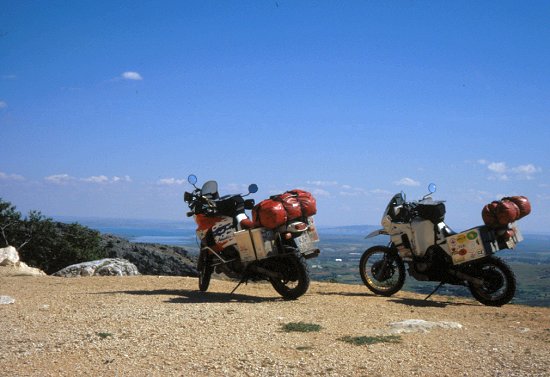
[
  {"xmin": 496, "ymin": 199, "xmax": 520, "ymax": 226},
  {"xmin": 271, "ymin": 192, "xmax": 303, "ymax": 221},
  {"xmin": 252, "ymin": 199, "xmax": 287, "ymax": 229},
  {"xmin": 503, "ymin": 196, "xmax": 531, "ymax": 219},
  {"xmin": 482, "ymin": 201, "xmax": 500, "ymax": 228},
  {"xmin": 288, "ymin": 189, "xmax": 317, "ymax": 217}
]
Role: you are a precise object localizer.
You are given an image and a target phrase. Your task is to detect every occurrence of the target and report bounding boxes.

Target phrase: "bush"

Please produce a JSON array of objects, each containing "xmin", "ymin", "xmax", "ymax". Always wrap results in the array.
[
  {"xmin": 1, "ymin": 198, "xmax": 106, "ymax": 274},
  {"xmin": 282, "ymin": 322, "xmax": 322, "ymax": 333},
  {"xmin": 338, "ymin": 335, "xmax": 402, "ymax": 346}
]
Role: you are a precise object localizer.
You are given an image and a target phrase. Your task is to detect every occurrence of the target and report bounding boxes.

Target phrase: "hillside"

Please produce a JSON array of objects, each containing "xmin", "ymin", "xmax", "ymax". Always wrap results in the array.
[
  {"xmin": 1, "ymin": 275, "xmax": 549, "ymax": 376},
  {"xmin": 100, "ymin": 233, "xmax": 197, "ymax": 277}
]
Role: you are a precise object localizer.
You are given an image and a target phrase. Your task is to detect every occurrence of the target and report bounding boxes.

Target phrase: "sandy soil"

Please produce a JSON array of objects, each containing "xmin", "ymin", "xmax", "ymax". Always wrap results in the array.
[{"xmin": 1, "ymin": 275, "xmax": 549, "ymax": 376}]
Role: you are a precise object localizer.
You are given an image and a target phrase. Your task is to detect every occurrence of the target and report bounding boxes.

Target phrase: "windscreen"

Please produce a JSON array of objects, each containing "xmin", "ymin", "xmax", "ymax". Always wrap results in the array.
[
  {"xmin": 384, "ymin": 193, "xmax": 405, "ymax": 219},
  {"xmin": 201, "ymin": 181, "xmax": 219, "ymax": 197}
]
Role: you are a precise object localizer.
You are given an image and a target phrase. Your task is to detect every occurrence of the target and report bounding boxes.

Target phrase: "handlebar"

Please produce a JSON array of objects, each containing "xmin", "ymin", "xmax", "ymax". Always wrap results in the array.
[{"xmin": 185, "ymin": 189, "xmax": 253, "ymax": 218}]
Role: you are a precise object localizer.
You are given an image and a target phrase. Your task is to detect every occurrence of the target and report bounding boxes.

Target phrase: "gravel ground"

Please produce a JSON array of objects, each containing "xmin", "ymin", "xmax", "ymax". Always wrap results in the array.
[{"xmin": 1, "ymin": 275, "xmax": 549, "ymax": 376}]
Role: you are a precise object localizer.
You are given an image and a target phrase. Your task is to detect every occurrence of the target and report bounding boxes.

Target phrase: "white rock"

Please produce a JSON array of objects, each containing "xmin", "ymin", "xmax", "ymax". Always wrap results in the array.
[
  {"xmin": 53, "ymin": 258, "xmax": 140, "ymax": 277},
  {"xmin": 388, "ymin": 319, "xmax": 463, "ymax": 334},
  {"xmin": 0, "ymin": 295, "xmax": 15, "ymax": 305},
  {"xmin": 0, "ymin": 246, "xmax": 20, "ymax": 266},
  {"xmin": 0, "ymin": 246, "xmax": 46, "ymax": 276},
  {"xmin": 14, "ymin": 261, "xmax": 46, "ymax": 276}
]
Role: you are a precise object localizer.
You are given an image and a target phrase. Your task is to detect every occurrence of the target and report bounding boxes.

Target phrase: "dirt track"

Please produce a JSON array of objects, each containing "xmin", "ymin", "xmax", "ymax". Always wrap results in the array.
[{"xmin": 1, "ymin": 275, "xmax": 549, "ymax": 376}]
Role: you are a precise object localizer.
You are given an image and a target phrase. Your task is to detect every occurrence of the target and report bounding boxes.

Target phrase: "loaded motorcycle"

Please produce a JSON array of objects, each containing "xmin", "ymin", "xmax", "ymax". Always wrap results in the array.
[
  {"xmin": 184, "ymin": 175, "xmax": 320, "ymax": 300},
  {"xmin": 360, "ymin": 183, "xmax": 530, "ymax": 306}
]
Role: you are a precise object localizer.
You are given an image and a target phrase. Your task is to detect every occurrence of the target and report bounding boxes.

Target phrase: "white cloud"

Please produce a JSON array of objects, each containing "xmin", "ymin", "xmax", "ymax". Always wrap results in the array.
[
  {"xmin": 338, "ymin": 185, "xmax": 369, "ymax": 196},
  {"xmin": 82, "ymin": 175, "xmax": 110, "ymax": 183},
  {"xmin": 487, "ymin": 162, "xmax": 507, "ymax": 174},
  {"xmin": 0, "ymin": 101, "xmax": 7, "ymax": 109},
  {"xmin": 395, "ymin": 177, "xmax": 420, "ymax": 187},
  {"xmin": 312, "ymin": 188, "xmax": 330, "ymax": 197},
  {"xmin": 158, "ymin": 177, "xmax": 186, "ymax": 185},
  {"xmin": 83, "ymin": 175, "xmax": 132, "ymax": 184},
  {"xmin": 1, "ymin": 75, "xmax": 16, "ymax": 80},
  {"xmin": 488, "ymin": 173, "xmax": 509, "ymax": 181},
  {"xmin": 113, "ymin": 175, "xmax": 132, "ymax": 183},
  {"xmin": 45, "ymin": 174, "xmax": 131, "ymax": 184},
  {"xmin": 121, "ymin": 71, "xmax": 143, "ymax": 81},
  {"xmin": 511, "ymin": 164, "xmax": 542, "ymax": 178},
  {"xmin": 481, "ymin": 160, "xmax": 541, "ymax": 180},
  {"xmin": 307, "ymin": 180, "xmax": 338, "ymax": 187},
  {"xmin": 0, "ymin": 171, "xmax": 24, "ymax": 181},
  {"xmin": 45, "ymin": 174, "xmax": 73, "ymax": 184}
]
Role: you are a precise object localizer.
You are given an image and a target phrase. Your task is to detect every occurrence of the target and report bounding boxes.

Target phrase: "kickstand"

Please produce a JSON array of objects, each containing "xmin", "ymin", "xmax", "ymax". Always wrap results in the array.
[
  {"xmin": 230, "ymin": 276, "xmax": 248, "ymax": 295},
  {"xmin": 424, "ymin": 281, "xmax": 445, "ymax": 301}
]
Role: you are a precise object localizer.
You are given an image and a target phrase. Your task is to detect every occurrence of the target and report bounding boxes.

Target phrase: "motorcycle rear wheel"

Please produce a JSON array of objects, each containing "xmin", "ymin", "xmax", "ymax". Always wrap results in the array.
[
  {"xmin": 359, "ymin": 246, "xmax": 405, "ymax": 296},
  {"xmin": 268, "ymin": 253, "xmax": 310, "ymax": 300},
  {"xmin": 197, "ymin": 249, "xmax": 213, "ymax": 292},
  {"xmin": 467, "ymin": 256, "xmax": 516, "ymax": 306}
]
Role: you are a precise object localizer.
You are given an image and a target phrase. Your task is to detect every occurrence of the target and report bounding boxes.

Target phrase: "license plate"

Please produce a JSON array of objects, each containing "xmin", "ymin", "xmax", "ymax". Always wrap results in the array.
[{"xmin": 295, "ymin": 231, "xmax": 317, "ymax": 253}]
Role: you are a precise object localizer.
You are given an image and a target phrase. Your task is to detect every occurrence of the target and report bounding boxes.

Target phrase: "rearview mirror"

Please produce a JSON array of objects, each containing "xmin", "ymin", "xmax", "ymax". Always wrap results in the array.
[
  {"xmin": 248, "ymin": 184, "xmax": 258, "ymax": 194},
  {"xmin": 188, "ymin": 174, "xmax": 198, "ymax": 185}
]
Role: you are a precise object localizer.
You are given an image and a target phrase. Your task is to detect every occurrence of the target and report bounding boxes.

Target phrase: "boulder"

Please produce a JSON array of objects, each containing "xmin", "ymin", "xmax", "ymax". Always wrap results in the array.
[
  {"xmin": 0, "ymin": 246, "xmax": 20, "ymax": 266},
  {"xmin": 0, "ymin": 246, "xmax": 46, "ymax": 276},
  {"xmin": 53, "ymin": 258, "xmax": 140, "ymax": 277}
]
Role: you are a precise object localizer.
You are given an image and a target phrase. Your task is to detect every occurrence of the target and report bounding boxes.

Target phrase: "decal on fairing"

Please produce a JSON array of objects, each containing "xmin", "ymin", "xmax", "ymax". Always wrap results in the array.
[{"xmin": 212, "ymin": 217, "xmax": 237, "ymax": 247}]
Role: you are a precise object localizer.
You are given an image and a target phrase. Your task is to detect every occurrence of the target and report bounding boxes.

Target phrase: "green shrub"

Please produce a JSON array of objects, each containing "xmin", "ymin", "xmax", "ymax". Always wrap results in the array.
[
  {"xmin": 282, "ymin": 322, "xmax": 322, "ymax": 333},
  {"xmin": 1, "ymin": 198, "xmax": 106, "ymax": 274},
  {"xmin": 339, "ymin": 335, "xmax": 402, "ymax": 346}
]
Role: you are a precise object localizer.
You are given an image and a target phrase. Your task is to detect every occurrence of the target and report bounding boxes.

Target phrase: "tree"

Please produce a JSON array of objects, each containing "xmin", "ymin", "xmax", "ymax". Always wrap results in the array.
[
  {"xmin": 0, "ymin": 198, "xmax": 106, "ymax": 274},
  {"xmin": 0, "ymin": 198, "xmax": 22, "ymax": 247}
]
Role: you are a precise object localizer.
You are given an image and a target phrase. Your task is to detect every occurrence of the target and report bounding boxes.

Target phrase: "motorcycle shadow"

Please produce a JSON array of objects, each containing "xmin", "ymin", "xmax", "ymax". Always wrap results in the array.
[
  {"xmin": 388, "ymin": 297, "xmax": 478, "ymax": 308},
  {"xmin": 109, "ymin": 289, "xmax": 281, "ymax": 304},
  {"xmin": 316, "ymin": 291, "xmax": 377, "ymax": 298}
]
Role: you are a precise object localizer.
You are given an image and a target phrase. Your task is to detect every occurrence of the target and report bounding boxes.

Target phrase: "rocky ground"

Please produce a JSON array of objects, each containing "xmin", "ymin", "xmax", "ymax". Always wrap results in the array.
[{"xmin": 1, "ymin": 275, "xmax": 549, "ymax": 377}]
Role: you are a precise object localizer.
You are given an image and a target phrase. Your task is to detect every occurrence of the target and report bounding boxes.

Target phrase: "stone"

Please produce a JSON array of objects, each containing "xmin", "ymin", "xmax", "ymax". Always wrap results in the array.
[
  {"xmin": 388, "ymin": 319, "xmax": 463, "ymax": 334},
  {"xmin": 0, "ymin": 246, "xmax": 46, "ymax": 276},
  {"xmin": 53, "ymin": 258, "xmax": 140, "ymax": 277},
  {"xmin": 0, "ymin": 246, "xmax": 20, "ymax": 266},
  {"xmin": 0, "ymin": 296, "xmax": 15, "ymax": 305}
]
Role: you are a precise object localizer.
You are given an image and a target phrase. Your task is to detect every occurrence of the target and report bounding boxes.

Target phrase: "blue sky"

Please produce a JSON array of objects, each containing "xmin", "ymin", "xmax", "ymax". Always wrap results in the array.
[{"xmin": 1, "ymin": 1, "xmax": 549, "ymax": 232}]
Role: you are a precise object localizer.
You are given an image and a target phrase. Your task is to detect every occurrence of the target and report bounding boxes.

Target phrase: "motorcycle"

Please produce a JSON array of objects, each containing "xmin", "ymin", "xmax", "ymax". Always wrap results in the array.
[
  {"xmin": 360, "ymin": 183, "xmax": 528, "ymax": 306},
  {"xmin": 183, "ymin": 175, "xmax": 320, "ymax": 300}
]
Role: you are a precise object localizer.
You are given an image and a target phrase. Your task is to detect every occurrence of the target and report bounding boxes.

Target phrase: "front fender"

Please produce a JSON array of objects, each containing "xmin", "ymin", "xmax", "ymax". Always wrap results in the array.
[{"xmin": 365, "ymin": 229, "xmax": 388, "ymax": 239}]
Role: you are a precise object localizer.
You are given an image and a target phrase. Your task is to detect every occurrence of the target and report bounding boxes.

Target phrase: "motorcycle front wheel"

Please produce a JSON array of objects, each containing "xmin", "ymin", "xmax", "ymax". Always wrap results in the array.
[
  {"xmin": 197, "ymin": 248, "xmax": 213, "ymax": 292},
  {"xmin": 467, "ymin": 256, "xmax": 516, "ymax": 306},
  {"xmin": 359, "ymin": 246, "xmax": 405, "ymax": 296},
  {"xmin": 268, "ymin": 253, "xmax": 310, "ymax": 300}
]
